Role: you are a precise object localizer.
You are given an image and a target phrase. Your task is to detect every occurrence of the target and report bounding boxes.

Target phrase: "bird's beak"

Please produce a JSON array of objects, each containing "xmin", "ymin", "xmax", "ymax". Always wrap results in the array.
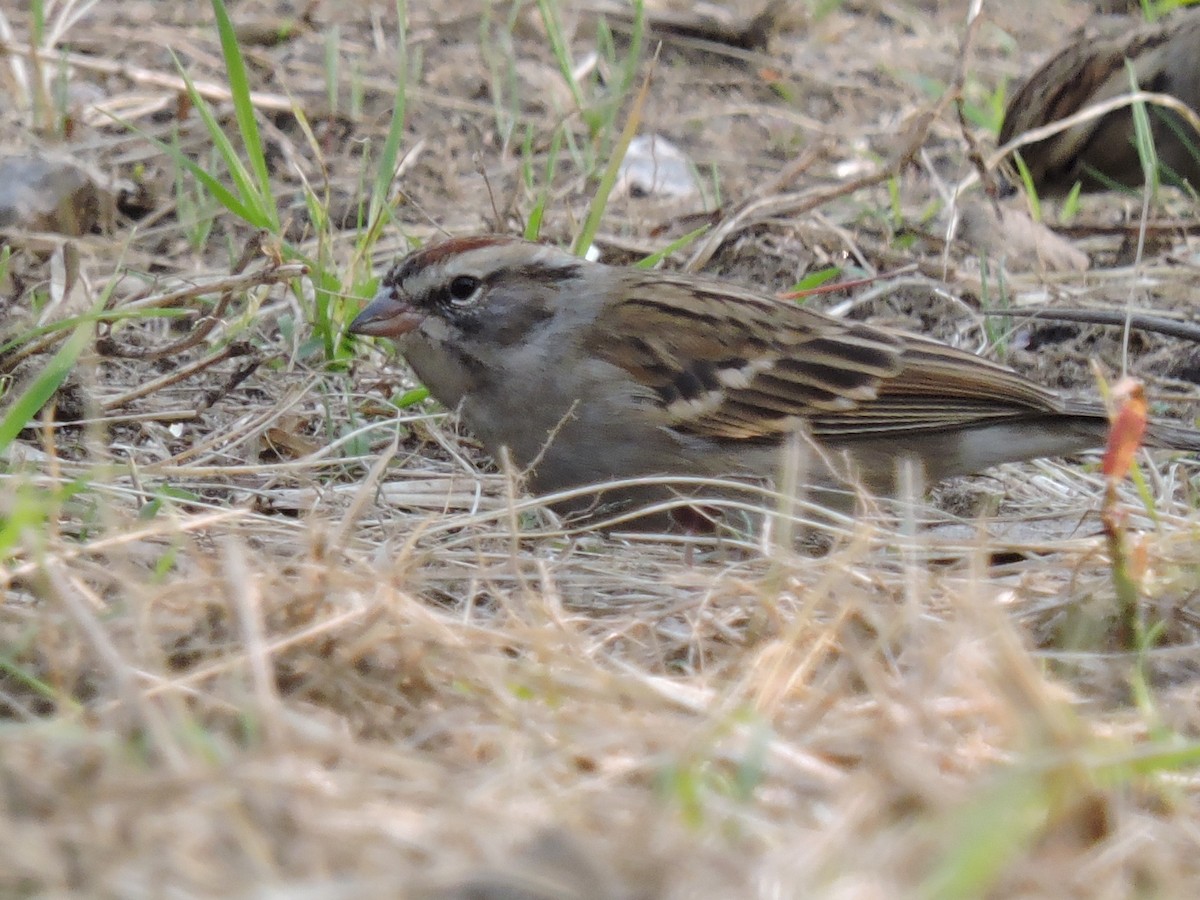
[{"xmin": 348, "ymin": 284, "xmax": 426, "ymax": 337}]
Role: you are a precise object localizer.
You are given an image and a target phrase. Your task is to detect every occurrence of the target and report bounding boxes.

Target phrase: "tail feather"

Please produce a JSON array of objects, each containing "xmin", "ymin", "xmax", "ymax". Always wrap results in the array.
[{"xmin": 1062, "ymin": 397, "xmax": 1200, "ymax": 453}]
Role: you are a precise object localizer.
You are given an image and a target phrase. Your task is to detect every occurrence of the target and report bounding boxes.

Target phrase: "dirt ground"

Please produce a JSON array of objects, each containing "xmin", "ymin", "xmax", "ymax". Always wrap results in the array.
[{"xmin": 2, "ymin": 1, "xmax": 1200, "ymax": 897}]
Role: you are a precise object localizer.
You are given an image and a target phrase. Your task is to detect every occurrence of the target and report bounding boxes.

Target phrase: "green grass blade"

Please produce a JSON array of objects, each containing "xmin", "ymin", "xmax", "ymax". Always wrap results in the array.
[
  {"xmin": 172, "ymin": 52, "xmax": 274, "ymax": 228},
  {"xmin": 525, "ymin": 125, "xmax": 565, "ymax": 241},
  {"xmin": 210, "ymin": 0, "xmax": 277, "ymax": 226},
  {"xmin": 1011, "ymin": 151, "xmax": 1042, "ymax": 222},
  {"xmin": 788, "ymin": 266, "xmax": 842, "ymax": 293},
  {"xmin": 572, "ymin": 19, "xmax": 652, "ymax": 257},
  {"xmin": 921, "ymin": 769, "xmax": 1048, "ymax": 900},
  {"xmin": 0, "ymin": 307, "xmax": 191, "ymax": 359},
  {"xmin": 633, "ymin": 226, "xmax": 711, "ymax": 269},
  {"xmin": 534, "ymin": 0, "xmax": 587, "ymax": 114},
  {"xmin": 366, "ymin": 0, "xmax": 409, "ymax": 236},
  {"xmin": 0, "ymin": 318, "xmax": 93, "ymax": 454},
  {"xmin": 1127, "ymin": 62, "xmax": 1160, "ymax": 194}
]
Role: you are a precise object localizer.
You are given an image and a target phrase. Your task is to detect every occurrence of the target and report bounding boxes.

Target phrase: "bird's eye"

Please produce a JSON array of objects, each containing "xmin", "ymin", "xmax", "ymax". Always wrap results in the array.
[{"xmin": 447, "ymin": 275, "xmax": 481, "ymax": 305}]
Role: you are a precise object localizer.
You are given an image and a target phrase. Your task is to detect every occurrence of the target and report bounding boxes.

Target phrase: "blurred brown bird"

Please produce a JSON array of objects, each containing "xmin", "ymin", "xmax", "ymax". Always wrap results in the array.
[{"xmin": 999, "ymin": 8, "xmax": 1200, "ymax": 195}]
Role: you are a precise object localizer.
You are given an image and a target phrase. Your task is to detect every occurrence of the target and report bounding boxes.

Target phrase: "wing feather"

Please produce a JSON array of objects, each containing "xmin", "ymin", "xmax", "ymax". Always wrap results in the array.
[{"xmin": 586, "ymin": 274, "xmax": 1065, "ymax": 444}]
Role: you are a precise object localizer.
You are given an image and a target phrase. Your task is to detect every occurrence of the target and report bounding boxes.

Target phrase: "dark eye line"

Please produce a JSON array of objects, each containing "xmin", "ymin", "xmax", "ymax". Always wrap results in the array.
[
  {"xmin": 408, "ymin": 259, "xmax": 581, "ymax": 312},
  {"xmin": 509, "ymin": 262, "xmax": 581, "ymax": 285}
]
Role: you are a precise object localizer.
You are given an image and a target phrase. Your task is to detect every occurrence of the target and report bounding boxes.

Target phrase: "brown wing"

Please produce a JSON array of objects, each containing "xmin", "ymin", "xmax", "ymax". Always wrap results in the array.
[
  {"xmin": 998, "ymin": 14, "xmax": 1186, "ymax": 190},
  {"xmin": 999, "ymin": 41, "xmax": 1128, "ymax": 145},
  {"xmin": 587, "ymin": 274, "xmax": 1065, "ymax": 444},
  {"xmin": 808, "ymin": 338, "xmax": 1066, "ymax": 439}
]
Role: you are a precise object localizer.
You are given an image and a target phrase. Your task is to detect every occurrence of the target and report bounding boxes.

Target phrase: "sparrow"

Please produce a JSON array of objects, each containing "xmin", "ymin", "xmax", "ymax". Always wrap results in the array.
[
  {"xmin": 349, "ymin": 235, "xmax": 1199, "ymax": 518},
  {"xmin": 998, "ymin": 7, "xmax": 1200, "ymax": 195}
]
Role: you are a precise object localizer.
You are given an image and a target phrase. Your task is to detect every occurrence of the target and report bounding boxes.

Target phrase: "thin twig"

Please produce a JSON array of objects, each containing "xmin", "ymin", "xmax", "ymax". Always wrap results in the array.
[
  {"xmin": 100, "ymin": 341, "xmax": 258, "ymax": 411},
  {"xmin": 983, "ymin": 308, "xmax": 1200, "ymax": 344}
]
